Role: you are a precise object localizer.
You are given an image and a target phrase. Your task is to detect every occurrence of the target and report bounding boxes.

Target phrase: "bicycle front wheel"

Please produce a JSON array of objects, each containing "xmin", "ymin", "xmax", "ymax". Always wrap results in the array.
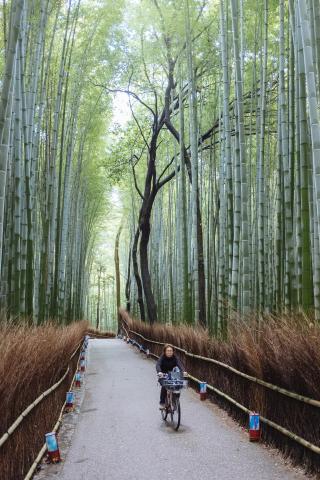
[
  {"xmin": 171, "ymin": 394, "xmax": 181, "ymax": 431},
  {"xmin": 161, "ymin": 393, "xmax": 169, "ymax": 421},
  {"xmin": 161, "ymin": 406, "xmax": 168, "ymax": 421}
]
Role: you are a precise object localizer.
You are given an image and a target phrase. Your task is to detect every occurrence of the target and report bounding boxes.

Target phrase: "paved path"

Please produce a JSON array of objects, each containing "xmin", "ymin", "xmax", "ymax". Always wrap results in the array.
[{"xmin": 57, "ymin": 339, "xmax": 306, "ymax": 480}]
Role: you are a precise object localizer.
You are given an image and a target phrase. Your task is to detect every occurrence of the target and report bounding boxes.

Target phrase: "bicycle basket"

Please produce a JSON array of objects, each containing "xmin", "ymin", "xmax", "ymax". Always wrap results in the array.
[{"xmin": 163, "ymin": 378, "xmax": 184, "ymax": 391}]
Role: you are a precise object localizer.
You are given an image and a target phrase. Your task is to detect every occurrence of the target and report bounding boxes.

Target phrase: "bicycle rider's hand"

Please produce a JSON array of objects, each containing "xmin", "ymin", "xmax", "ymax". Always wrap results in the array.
[{"xmin": 183, "ymin": 371, "xmax": 188, "ymax": 378}]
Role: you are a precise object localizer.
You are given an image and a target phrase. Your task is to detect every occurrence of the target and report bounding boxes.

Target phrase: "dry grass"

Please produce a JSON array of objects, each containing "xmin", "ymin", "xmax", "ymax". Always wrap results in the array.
[
  {"xmin": 86, "ymin": 327, "xmax": 116, "ymax": 338},
  {"xmin": 121, "ymin": 309, "xmax": 320, "ymax": 475},
  {"xmin": 0, "ymin": 319, "xmax": 88, "ymax": 480}
]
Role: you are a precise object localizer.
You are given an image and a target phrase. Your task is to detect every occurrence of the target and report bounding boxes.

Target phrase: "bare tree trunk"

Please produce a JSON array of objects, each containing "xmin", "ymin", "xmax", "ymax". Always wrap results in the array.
[{"xmin": 132, "ymin": 227, "xmax": 145, "ymax": 321}]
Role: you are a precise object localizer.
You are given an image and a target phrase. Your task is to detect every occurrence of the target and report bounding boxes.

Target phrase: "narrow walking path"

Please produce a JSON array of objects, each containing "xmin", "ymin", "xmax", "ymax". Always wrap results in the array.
[{"xmin": 57, "ymin": 339, "xmax": 306, "ymax": 480}]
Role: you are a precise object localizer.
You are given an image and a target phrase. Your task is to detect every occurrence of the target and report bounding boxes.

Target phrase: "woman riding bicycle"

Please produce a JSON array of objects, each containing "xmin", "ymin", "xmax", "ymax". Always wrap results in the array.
[{"xmin": 156, "ymin": 344, "xmax": 187, "ymax": 409}]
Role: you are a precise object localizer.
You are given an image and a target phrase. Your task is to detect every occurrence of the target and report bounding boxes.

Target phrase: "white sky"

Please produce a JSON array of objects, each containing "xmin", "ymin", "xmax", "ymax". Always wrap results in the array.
[
  {"xmin": 96, "ymin": 186, "xmax": 123, "ymax": 266},
  {"xmin": 89, "ymin": 92, "xmax": 132, "ymax": 325},
  {"xmin": 111, "ymin": 92, "xmax": 132, "ymax": 127}
]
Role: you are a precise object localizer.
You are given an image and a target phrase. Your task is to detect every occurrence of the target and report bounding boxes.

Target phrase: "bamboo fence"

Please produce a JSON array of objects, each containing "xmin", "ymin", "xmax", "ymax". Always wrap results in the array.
[{"xmin": 120, "ymin": 315, "xmax": 320, "ymax": 457}]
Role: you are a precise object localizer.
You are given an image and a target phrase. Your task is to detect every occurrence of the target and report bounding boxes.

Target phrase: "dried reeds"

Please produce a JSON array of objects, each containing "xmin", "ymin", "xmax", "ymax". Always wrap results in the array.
[
  {"xmin": 121, "ymin": 310, "xmax": 320, "ymax": 474},
  {"xmin": 0, "ymin": 320, "xmax": 87, "ymax": 480},
  {"xmin": 86, "ymin": 327, "xmax": 116, "ymax": 338}
]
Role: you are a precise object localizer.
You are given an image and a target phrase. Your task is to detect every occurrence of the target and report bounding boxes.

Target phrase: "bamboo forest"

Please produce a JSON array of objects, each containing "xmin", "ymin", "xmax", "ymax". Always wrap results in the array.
[
  {"xmin": 4, "ymin": 1, "xmax": 320, "ymax": 479},
  {"xmin": 0, "ymin": 0, "xmax": 319, "ymax": 331},
  {"xmin": 2, "ymin": 0, "xmax": 320, "ymax": 331}
]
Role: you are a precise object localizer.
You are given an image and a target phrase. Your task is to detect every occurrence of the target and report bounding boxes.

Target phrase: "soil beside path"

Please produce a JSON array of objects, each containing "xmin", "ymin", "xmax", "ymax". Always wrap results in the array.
[{"xmin": 49, "ymin": 339, "xmax": 307, "ymax": 480}]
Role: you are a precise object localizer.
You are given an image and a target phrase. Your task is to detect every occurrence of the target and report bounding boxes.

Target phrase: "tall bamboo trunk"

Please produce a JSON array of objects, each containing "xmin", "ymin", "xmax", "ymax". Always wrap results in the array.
[{"xmin": 115, "ymin": 223, "xmax": 122, "ymax": 328}]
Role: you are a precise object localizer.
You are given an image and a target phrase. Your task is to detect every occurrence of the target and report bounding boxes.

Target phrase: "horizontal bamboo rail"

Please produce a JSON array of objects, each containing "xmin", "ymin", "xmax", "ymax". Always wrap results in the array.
[
  {"xmin": 87, "ymin": 332, "xmax": 115, "ymax": 339},
  {"xmin": 23, "ymin": 338, "xmax": 85, "ymax": 479},
  {"xmin": 23, "ymin": 401, "xmax": 66, "ymax": 480},
  {"xmin": 126, "ymin": 327, "xmax": 320, "ymax": 408},
  {"xmin": 187, "ymin": 373, "xmax": 320, "ymax": 455},
  {"xmin": 0, "ymin": 339, "xmax": 83, "ymax": 449},
  {"xmin": 0, "ymin": 367, "xmax": 70, "ymax": 448},
  {"xmin": 123, "ymin": 321, "xmax": 320, "ymax": 456},
  {"xmin": 24, "ymin": 444, "xmax": 47, "ymax": 480}
]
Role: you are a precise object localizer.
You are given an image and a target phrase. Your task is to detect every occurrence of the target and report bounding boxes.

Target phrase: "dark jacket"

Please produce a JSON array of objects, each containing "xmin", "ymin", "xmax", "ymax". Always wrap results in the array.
[{"xmin": 156, "ymin": 354, "xmax": 184, "ymax": 374}]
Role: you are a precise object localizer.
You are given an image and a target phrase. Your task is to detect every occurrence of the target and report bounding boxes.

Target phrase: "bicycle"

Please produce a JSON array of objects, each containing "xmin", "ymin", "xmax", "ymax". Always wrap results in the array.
[{"xmin": 159, "ymin": 369, "xmax": 188, "ymax": 431}]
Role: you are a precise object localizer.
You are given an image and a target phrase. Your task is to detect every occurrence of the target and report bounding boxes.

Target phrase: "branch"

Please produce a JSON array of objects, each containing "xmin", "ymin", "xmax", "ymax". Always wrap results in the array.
[
  {"xmin": 157, "ymin": 154, "xmax": 176, "ymax": 185},
  {"xmin": 175, "ymin": 14, "xmax": 214, "ymax": 65},
  {"xmin": 90, "ymin": 80, "xmax": 156, "ymax": 118},
  {"xmin": 128, "ymin": 93, "xmax": 150, "ymax": 150},
  {"xmin": 164, "ymin": 117, "xmax": 192, "ymax": 182},
  {"xmin": 131, "ymin": 155, "xmax": 144, "ymax": 200},
  {"xmin": 157, "ymin": 167, "xmax": 177, "ymax": 190},
  {"xmin": 160, "ymin": 45, "xmax": 193, "ymax": 185}
]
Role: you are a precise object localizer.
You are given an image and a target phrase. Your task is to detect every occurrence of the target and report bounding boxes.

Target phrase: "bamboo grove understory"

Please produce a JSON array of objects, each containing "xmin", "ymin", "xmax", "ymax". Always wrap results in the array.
[{"xmin": 109, "ymin": 0, "xmax": 320, "ymax": 333}]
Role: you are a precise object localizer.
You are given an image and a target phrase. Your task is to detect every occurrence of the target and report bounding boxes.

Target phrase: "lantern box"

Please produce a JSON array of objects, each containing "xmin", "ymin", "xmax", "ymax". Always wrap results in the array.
[
  {"xmin": 80, "ymin": 359, "xmax": 85, "ymax": 372},
  {"xmin": 45, "ymin": 432, "xmax": 61, "ymax": 463},
  {"xmin": 75, "ymin": 372, "xmax": 81, "ymax": 388},
  {"xmin": 65, "ymin": 391, "xmax": 75, "ymax": 411},
  {"xmin": 199, "ymin": 382, "xmax": 207, "ymax": 401},
  {"xmin": 249, "ymin": 412, "xmax": 261, "ymax": 442}
]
